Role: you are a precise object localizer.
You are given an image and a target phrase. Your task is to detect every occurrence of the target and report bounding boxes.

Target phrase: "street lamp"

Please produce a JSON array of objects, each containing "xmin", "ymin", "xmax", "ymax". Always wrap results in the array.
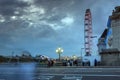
[
  {"xmin": 72, "ymin": 55, "xmax": 77, "ymax": 60},
  {"xmin": 56, "ymin": 47, "xmax": 63, "ymax": 61}
]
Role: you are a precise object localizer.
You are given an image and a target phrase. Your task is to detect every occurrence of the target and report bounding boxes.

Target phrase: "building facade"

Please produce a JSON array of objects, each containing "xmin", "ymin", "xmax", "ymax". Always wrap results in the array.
[
  {"xmin": 110, "ymin": 6, "xmax": 120, "ymax": 50},
  {"xmin": 99, "ymin": 6, "xmax": 120, "ymax": 66}
]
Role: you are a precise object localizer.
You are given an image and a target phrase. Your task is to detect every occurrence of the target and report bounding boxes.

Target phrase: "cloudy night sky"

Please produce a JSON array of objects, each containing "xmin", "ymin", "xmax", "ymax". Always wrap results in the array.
[{"xmin": 0, "ymin": 0, "xmax": 120, "ymax": 58}]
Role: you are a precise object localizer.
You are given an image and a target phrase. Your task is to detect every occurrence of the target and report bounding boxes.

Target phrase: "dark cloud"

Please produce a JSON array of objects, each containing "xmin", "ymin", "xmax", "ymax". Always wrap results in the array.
[
  {"xmin": 0, "ymin": 0, "xmax": 29, "ymax": 16},
  {"xmin": 34, "ymin": 0, "xmax": 77, "ymax": 14},
  {"xmin": 36, "ymin": 25, "xmax": 56, "ymax": 38},
  {"xmin": 0, "ymin": 21, "xmax": 56, "ymax": 50},
  {"xmin": 0, "ymin": 0, "xmax": 119, "ymax": 57},
  {"xmin": 47, "ymin": 14, "xmax": 66, "ymax": 23}
]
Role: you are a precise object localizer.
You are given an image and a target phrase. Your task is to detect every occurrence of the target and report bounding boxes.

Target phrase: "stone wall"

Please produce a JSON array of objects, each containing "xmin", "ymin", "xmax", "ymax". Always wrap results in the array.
[
  {"xmin": 112, "ymin": 19, "xmax": 120, "ymax": 50},
  {"xmin": 100, "ymin": 50, "xmax": 120, "ymax": 66}
]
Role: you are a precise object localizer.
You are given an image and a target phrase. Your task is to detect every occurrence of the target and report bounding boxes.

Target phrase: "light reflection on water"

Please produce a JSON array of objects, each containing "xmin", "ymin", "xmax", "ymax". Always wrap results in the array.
[{"xmin": 0, "ymin": 63, "xmax": 37, "ymax": 80}]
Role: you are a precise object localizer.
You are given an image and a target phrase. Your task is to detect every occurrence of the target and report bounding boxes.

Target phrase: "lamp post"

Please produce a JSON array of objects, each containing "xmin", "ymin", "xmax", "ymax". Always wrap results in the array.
[
  {"xmin": 81, "ymin": 48, "xmax": 85, "ymax": 65},
  {"xmin": 56, "ymin": 47, "xmax": 63, "ymax": 61},
  {"xmin": 81, "ymin": 48, "xmax": 85, "ymax": 58}
]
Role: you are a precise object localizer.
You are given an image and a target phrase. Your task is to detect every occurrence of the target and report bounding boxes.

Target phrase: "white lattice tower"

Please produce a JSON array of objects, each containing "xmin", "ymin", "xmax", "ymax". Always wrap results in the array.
[{"xmin": 84, "ymin": 9, "xmax": 92, "ymax": 56}]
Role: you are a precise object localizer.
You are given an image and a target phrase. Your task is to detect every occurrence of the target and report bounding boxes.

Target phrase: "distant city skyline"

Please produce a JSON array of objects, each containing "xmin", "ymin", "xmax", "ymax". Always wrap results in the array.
[{"xmin": 0, "ymin": 0, "xmax": 120, "ymax": 58}]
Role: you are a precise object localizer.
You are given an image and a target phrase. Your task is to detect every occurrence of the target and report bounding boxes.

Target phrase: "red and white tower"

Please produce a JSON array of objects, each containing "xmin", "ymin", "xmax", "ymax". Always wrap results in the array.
[{"xmin": 84, "ymin": 9, "xmax": 93, "ymax": 56}]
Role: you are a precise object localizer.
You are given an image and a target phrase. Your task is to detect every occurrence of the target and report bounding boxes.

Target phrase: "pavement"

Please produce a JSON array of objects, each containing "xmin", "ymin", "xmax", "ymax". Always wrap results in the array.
[
  {"xmin": 0, "ymin": 64, "xmax": 120, "ymax": 80},
  {"xmin": 35, "ymin": 67, "xmax": 120, "ymax": 80}
]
